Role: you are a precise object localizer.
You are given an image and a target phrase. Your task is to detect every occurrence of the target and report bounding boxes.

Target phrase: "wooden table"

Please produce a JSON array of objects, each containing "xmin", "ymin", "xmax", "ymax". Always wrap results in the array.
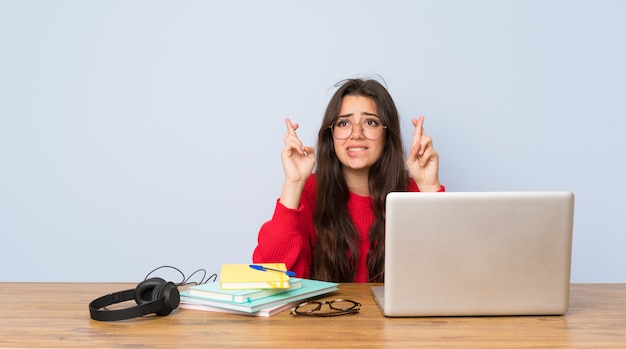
[{"xmin": 1, "ymin": 283, "xmax": 625, "ymax": 348}]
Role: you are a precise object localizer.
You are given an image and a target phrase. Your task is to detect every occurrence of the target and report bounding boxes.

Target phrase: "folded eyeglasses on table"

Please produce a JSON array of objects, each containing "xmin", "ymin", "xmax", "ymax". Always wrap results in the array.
[{"xmin": 290, "ymin": 299, "xmax": 361, "ymax": 317}]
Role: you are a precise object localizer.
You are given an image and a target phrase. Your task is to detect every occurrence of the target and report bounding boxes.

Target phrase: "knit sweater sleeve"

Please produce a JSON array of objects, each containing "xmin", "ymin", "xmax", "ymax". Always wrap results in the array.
[
  {"xmin": 408, "ymin": 178, "xmax": 446, "ymax": 192},
  {"xmin": 252, "ymin": 176, "xmax": 316, "ymax": 279}
]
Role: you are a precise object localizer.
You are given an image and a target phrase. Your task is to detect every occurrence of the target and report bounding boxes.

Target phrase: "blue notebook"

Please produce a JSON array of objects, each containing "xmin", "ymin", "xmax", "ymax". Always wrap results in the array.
[
  {"xmin": 188, "ymin": 278, "xmax": 303, "ymax": 303},
  {"xmin": 179, "ymin": 300, "xmax": 300, "ymax": 317},
  {"xmin": 180, "ymin": 278, "xmax": 338, "ymax": 313}
]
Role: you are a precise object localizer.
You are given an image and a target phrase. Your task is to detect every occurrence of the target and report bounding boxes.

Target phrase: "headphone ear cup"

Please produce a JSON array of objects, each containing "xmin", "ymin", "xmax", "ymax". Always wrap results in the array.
[
  {"xmin": 134, "ymin": 277, "xmax": 167, "ymax": 305},
  {"xmin": 153, "ymin": 281, "xmax": 180, "ymax": 316}
]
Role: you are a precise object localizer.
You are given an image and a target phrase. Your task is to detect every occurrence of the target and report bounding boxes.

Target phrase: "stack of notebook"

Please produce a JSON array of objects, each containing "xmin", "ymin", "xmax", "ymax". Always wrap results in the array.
[{"xmin": 179, "ymin": 263, "xmax": 338, "ymax": 317}]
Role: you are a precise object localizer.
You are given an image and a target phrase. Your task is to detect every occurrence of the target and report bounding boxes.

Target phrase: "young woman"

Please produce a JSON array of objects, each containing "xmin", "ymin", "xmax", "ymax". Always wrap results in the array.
[{"xmin": 252, "ymin": 78, "xmax": 444, "ymax": 283}]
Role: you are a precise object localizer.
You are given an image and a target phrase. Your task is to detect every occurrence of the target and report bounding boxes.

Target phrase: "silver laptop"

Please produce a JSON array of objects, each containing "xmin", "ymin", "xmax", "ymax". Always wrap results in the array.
[{"xmin": 372, "ymin": 191, "xmax": 574, "ymax": 317}]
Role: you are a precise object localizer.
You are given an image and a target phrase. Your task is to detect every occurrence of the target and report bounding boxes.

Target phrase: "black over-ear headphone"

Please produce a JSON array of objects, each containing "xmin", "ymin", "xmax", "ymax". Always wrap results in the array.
[{"xmin": 89, "ymin": 277, "xmax": 180, "ymax": 321}]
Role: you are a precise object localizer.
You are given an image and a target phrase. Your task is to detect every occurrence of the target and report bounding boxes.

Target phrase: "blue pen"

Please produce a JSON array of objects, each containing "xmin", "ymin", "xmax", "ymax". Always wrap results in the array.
[{"xmin": 249, "ymin": 264, "xmax": 296, "ymax": 277}]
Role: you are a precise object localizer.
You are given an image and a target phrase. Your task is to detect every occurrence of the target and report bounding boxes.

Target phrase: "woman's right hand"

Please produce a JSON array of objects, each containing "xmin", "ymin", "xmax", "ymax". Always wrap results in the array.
[{"xmin": 279, "ymin": 118, "xmax": 315, "ymax": 209}]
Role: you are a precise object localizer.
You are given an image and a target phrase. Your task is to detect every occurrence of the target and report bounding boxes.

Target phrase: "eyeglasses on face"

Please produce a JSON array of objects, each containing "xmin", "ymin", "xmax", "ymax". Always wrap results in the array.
[
  {"xmin": 290, "ymin": 299, "xmax": 361, "ymax": 317},
  {"xmin": 329, "ymin": 118, "xmax": 387, "ymax": 140}
]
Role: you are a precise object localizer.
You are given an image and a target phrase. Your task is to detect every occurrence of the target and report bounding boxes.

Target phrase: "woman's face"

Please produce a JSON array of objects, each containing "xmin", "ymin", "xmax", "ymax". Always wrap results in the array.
[{"xmin": 332, "ymin": 95, "xmax": 385, "ymax": 175}]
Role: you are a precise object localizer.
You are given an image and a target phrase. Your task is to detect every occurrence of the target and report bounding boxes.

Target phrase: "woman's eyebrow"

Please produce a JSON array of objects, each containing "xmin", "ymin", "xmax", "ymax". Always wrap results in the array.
[{"xmin": 337, "ymin": 112, "xmax": 380, "ymax": 118}]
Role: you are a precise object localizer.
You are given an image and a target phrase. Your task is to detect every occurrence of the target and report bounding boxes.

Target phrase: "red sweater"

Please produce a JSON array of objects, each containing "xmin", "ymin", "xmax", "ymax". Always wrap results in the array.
[{"xmin": 252, "ymin": 175, "xmax": 443, "ymax": 282}]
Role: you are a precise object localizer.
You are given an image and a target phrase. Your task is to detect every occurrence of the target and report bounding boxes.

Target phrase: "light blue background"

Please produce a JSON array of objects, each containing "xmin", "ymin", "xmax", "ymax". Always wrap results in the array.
[{"xmin": 1, "ymin": 1, "xmax": 624, "ymax": 282}]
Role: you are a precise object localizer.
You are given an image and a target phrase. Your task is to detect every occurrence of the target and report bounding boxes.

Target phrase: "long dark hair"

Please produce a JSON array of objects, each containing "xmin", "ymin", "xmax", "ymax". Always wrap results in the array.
[{"xmin": 311, "ymin": 78, "xmax": 408, "ymax": 283}]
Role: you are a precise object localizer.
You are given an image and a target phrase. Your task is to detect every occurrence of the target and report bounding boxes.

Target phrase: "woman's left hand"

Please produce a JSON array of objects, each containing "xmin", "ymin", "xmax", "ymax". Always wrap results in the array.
[{"xmin": 406, "ymin": 116, "xmax": 442, "ymax": 192}]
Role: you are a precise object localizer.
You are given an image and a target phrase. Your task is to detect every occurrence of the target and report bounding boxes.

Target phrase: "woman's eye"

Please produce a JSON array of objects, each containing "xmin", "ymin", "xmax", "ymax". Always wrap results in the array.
[
  {"xmin": 365, "ymin": 119, "xmax": 380, "ymax": 127},
  {"xmin": 336, "ymin": 120, "xmax": 350, "ymax": 128}
]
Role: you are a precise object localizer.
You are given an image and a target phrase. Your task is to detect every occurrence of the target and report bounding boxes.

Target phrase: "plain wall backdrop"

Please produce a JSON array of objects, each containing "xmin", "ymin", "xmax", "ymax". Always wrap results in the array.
[{"xmin": 1, "ymin": 0, "xmax": 624, "ymax": 282}]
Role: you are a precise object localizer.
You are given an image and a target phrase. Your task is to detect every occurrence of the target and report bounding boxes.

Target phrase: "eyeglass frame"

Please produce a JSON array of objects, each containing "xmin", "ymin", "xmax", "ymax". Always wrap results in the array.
[
  {"xmin": 290, "ymin": 299, "xmax": 361, "ymax": 317},
  {"xmin": 328, "ymin": 118, "xmax": 388, "ymax": 140}
]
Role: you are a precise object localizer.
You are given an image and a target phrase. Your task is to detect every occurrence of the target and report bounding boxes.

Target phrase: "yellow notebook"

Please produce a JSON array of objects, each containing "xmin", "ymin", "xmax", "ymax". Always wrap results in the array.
[{"xmin": 220, "ymin": 263, "xmax": 291, "ymax": 290}]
